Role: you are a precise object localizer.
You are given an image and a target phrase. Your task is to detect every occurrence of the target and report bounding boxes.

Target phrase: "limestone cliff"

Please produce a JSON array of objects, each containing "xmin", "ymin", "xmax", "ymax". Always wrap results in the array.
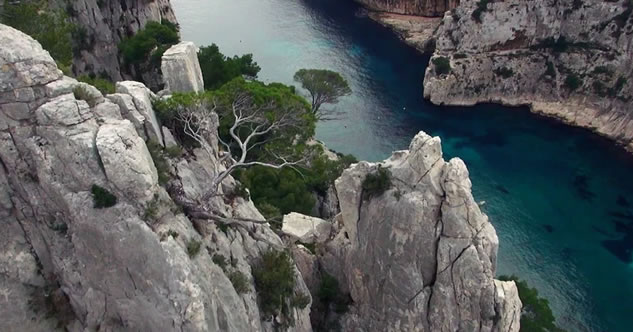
[
  {"xmin": 355, "ymin": 0, "xmax": 459, "ymax": 16},
  {"xmin": 424, "ymin": 0, "xmax": 633, "ymax": 152},
  {"xmin": 57, "ymin": 0, "xmax": 177, "ymax": 83},
  {"xmin": 0, "ymin": 24, "xmax": 311, "ymax": 332},
  {"xmin": 293, "ymin": 132, "xmax": 521, "ymax": 331}
]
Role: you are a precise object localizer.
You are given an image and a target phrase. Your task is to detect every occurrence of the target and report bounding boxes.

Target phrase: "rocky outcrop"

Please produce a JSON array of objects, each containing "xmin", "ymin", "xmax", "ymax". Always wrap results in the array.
[
  {"xmin": 320, "ymin": 131, "xmax": 521, "ymax": 331},
  {"xmin": 424, "ymin": 0, "xmax": 633, "ymax": 152},
  {"xmin": 355, "ymin": 0, "xmax": 459, "ymax": 16},
  {"xmin": 282, "ymin": 213, "xmax": 332, "ymax": 244},
  {"xmin": 162, "ymin": 41, "xmax": 205, "ymax": 93},
  {"xmin": 368, "ymin": 12, "xmax": 441, "ymax": 52},
  {"xmin": 0, "ymin": 24, "xmax": 311, "ymax": 332},
  {"xmin": 57, "ymin": 0, "xmax": 177, "ymax": 82}
]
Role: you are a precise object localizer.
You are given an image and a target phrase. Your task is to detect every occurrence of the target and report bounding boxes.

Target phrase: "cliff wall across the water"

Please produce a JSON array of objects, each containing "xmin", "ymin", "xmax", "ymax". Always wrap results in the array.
[
  {"xmin": 423, "ymin": 0, "xmax": 633, "ymax": 152},
  {"xmin": 355, "ymin": 0, "xmax": 459, "ymax": 16}
]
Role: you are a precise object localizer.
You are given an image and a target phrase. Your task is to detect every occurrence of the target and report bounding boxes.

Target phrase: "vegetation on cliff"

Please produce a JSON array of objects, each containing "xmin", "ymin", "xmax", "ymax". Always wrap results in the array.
[
  {"xmin": 498, "ymin": 275, "xmax": 566, "ymax": 332},
  {"xmin": 293, "ymin": 68, "xmax": 352, "ymax": 119},
  {"xmin": 198, "ymin": 44, "xmax": 261, "ymax": 90}
]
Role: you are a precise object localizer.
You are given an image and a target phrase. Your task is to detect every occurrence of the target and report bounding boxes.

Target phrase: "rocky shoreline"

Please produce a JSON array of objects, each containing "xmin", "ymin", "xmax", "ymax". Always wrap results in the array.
[{"xmin": 364, "ymin": 0, "xmax": 633, "ymax": 154}]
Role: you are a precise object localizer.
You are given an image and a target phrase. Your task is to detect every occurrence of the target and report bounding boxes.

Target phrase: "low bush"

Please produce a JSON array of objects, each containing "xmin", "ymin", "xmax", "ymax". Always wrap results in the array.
[
  {"xmin": 212, "ymin": 254, "xmax": 228, "ymax": 270},
  {"xmin": 146, "ymin": 140, "xmax": 170, "ymax": 185},
  {"xmin": 91, "ymin": 184, "xmax": 117, "ymax": 208},
  {"xmin": 228, "ymin": 271, "xmax": 250, "ymax": 294},
  {"xmin": 252, "ymin": 250, "xmax": 297, "ymax": 316},
  {"xmin": 432, "ymin": 56, "xmax": 451, "ymax": 75},
  {"xmin": 186, "ymin": 239, "xmax": 202, "ymax": 258},
  {"xmin": 564, "ymin": 74, "xmax": 582, "ymax": 91},
  {"xmin": 77, "ymin": 75, "xmax": 115, "ymax": 95},
  {"xmin": 73, "ymin": 85, "xmax": 97, "ymax": 106},
  {"xmin": 472, "ymin": 0, "xmax": 491, "ymax": 23},
  {"xmin": 143, "ymin": 194, "xmax": 160, "ymax": 221},
  {"xmin": 318, "ymin": 271, "xmax": 351, "ymax": 314},
  {"xmin": 362, "ymin": 166, "xmax": 392, "ymax": 200},
  {"xmin": 494, "ymin": 67, "xmax": 514, "ymax": 78}
]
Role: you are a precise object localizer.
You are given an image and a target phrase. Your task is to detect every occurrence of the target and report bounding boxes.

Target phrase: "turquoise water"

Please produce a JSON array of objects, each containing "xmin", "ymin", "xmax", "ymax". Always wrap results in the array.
[{"xmin": 172, "ymin": 0, "xmax": 633, "ymax": 330}]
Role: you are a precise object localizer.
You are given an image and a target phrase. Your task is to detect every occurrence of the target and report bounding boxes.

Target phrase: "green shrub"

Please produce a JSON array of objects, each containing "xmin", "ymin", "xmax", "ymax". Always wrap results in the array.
[
  {"xmin": 252, "ymin": 250, "xmax": 297, "ymax": 316},
  {"xmin": 77, "ymin": 75, "xmax": 115, "ymax": 95},
  {"xmin": 362, "ymin": 166, "xmax": 391, "ymax": 200},
  {"xmin": 564, "ymin": 74, "xmax": 582, "ymax": 91},
  {"xmin": 146, "ymin": 140, "xmax": 170, "ymax": 185},
  {"xmin": 143, "ymin": 194, "xmax": 160, "ymax": 221},
  {"xmin": 472, "ymin": 0, "xmax": 491, "ymax": 23},
  {"xmin": 291, "ymin": 293, "xmax": 311, "ymax": 309},
  {"xmin": 118, "ymin": 21, "xmax": 179, "ymax": 65},
  {"xmin": 228, "ymin": 270, "xmax": 250, "ymax": 294},
  {"xmin": 226, "ymin": 182, "xmax": 250, "ymax": 201},
  {"xmin": 494, "ymin": 67, "xmax": 514, "ymax": 78},
  {"xmin": 432, "ymin": 57, "xmax": 451, "ymax": 75},
  {"xmin": 608, "ymin": 76, "xmax": 627, "ymax": 97},
  {"xmin": 167, "ymin": 229, "xmax": 179, "ymax": 238},
  {"xmin": 318, "ymin": 271, "xmax": 350, "ymax": 314},
  {"xmin": 198, "ymin": 44, "xmax": 261, "ymax": 90},
  {"xmin": 593, "ymin": 80, "xmax": 607, "ymax": 97},
  {"xmin": 453, "ymin": 53, "xmax": 467, "ymax": 59},
  {"xmin": 592, "ymin": 66, "xmax": 613, "ymax": 75},
  {"xmin": 164, "ymin": 145, "xmax": 184, "ymax": 158},
  {"xmin": 498, "ymin": 275, "xmax": 566, "ymax": 332},
  {"xmin": 212, "ymin": 254, "xmax": 228, "ymax": 270},
  {"xmin": 73, "ymin": 85, "xmax": 98, "ymax": 106},
  {"xmin": 91, "ymin": 184, "xmax": 117, "ymax": 208},
  {"xmin": 1, "ymin": 1, "xmax": 74, "ymax": 68},
  {"xmin": 186, "ymin": 239, "xmax": 202, "ymax": 258}
]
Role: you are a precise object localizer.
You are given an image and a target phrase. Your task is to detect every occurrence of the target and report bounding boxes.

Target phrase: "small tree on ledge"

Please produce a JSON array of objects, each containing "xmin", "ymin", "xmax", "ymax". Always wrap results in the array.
[
  {"xmin": 293, "ymin": 69, "xmax": 351, "ymax": 120},
  {"xmin": 165, "ymin": 78, "xmax": 315, "ymax": 202}
]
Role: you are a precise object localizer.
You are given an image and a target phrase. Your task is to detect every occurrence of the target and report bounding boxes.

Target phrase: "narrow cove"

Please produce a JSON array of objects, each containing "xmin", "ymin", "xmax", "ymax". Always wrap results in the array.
[{"xmin": 172, "ymin": 0, "xmax": 633, "ymax": 330}]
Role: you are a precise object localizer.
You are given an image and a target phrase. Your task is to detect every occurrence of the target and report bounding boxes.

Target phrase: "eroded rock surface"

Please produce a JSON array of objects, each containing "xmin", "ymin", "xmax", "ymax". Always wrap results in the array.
[
  {"xmin": 355, "ymin": 0, "xmax": 459, "ymax": 16},
  {"xmin": 424, "ymin": 0, "xmax": 633, "ymax": 152},
  {"xmin": 324, "ymin": 131, "xmax": 521, "ymax": 331},
  {"xmin": 162, "ymin": 41, "xmax": 205, "ymax": 93},
  {"xmin": 0, "ymin": 24, "xmax": 311, "ymax": 332},
  {"xmin": 282, "ymin": 212, "xmax": 332, "ymax": 244}
]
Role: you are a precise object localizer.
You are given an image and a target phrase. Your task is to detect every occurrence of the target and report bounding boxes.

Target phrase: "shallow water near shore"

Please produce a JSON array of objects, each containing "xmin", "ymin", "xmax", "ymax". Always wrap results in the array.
[{"xmin": 172, "ymin": 0, "xmax": 633, "ymax": 330}]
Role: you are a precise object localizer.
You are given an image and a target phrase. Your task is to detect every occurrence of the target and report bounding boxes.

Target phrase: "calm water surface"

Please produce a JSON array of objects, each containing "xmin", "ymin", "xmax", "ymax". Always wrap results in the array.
[{"xmin": 172, "ymin": 0, "xmax": 633, "ymax": 330}]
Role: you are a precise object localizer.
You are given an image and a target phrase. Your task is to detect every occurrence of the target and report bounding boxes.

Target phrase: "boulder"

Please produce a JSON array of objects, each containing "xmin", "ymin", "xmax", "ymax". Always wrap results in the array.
[
  {"xmin": 282, "ymin": 212, "xmax": 332, "ymax": 244},
  {"xmin": 116, "ymin": 81, "xmax": 164, "ymax": 145},
  {"xmin": 161, "ymin": 41, "xmax": 205, "ymax": 93}
]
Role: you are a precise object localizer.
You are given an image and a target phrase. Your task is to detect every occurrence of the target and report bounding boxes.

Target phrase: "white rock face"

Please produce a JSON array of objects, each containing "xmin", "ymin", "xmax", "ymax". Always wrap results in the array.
[
  {"xmin": 0, "ymin": 25, "xmax": 312, "ymax": 332},
  {"xmin": 282, "ymin": 212, "xmax": 332, "ymax": 244},
  {"xmin": 326, "ymin": 131, "xmax": 521, "ymax": 331},
  {"xmin": 424, "ymin": 0, "xmax": 633, "ymax": 152},
  {"xmin": 161, "ymin": 42, "xmax": 205, "ymax": 93},
  {"xmin": 116, "ymin": 81, "xmax": 164, "ymax": 145},
  {"xmin": 96, "ymin": 120, "xmax": 159, "ymax": 201}
]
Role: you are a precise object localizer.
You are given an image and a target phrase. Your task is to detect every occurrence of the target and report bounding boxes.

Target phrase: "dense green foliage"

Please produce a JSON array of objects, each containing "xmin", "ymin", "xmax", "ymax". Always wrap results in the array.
[
  {"xmin": 77, "ymin": 75, "xmax": 115, "ymax": 95},
  {"xmin": 362, "ymin": 166, "xmax": 392, "ymax": 200},
  {"xmin": 498, "ymin": 275, "xmax": 566, "ymax": 332},
  {"xmin": 228, "ymin": 271, "xmax": 250, "ymax": 294},
  {"xmin": 91, "ymin": 185, "xmax": 117, "ymax": 208},
  {"xmin": 154, "ymin": 78, "xmax": 314, "ymax": 152},
  {"xmin": 564, "ymin": 74, "xmax": 582, "ymax": 91},
  {"xmin": 1, "ymin": 0, "xmax": 74, "ymax": 69},
  {"xmin": 494, "ymin": 67, "xmax": 514, "ymax": 78},
  {"xmin": 198, "ymin": 44, "xmax": 261, "ymax": 90},
  {"xmin": 119, "ymin": 21, "xmax": 179, "ymax": 65},
  {"xmin": 237, "ymin": 152, "xmax": 356, "ymax": 218},
  {"xmin": 318, "ymin": 271, "xmax": 350, "ymax": 314},
  {"xmin": 252, "ymin": 250, "xmax": 301, "ymax": 317},
  {"xmin": 472, "ymin": 0, "xmax": 491, "ymax": 23},
  {"xmin": 432, "ymin": 57, "xmax": 451, "ymax": 75},
  {"xmin": 146, "ymin": 140, "xmax": 171, "ymax": 185},
  {"xmin": 186, "ymin": 239, "xmax": 202, "ymax": 258},
  {"xmin": 293, "ymin": 69, "xmax": 351, "ymax": 116}
]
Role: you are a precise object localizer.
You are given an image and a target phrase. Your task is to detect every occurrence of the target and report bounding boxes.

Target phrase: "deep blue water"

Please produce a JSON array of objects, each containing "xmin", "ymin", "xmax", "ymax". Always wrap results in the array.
[{"xmin": 172, "ymin": 0, "xmax": 633, "ymax": 330}]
